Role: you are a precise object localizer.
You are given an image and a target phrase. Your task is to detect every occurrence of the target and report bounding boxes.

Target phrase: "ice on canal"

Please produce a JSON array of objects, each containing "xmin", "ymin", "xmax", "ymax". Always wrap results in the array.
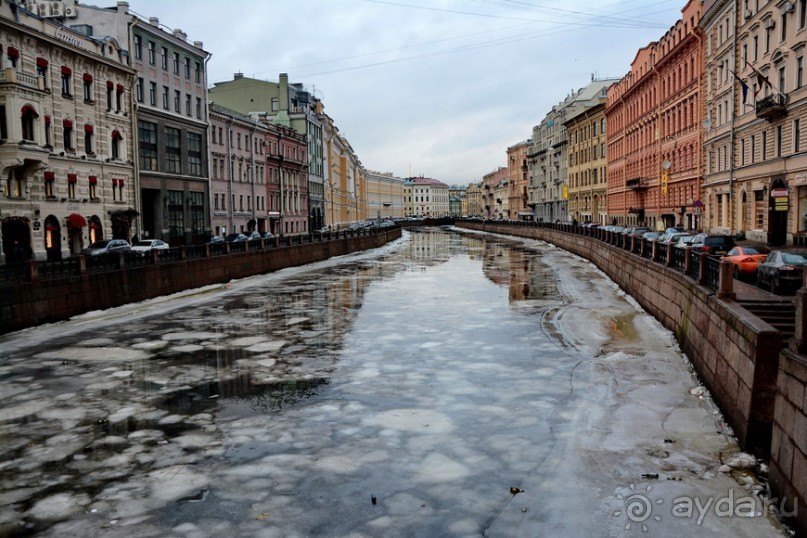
[{"xmin": 0, "ymin": 228, "xmax": 791, "ymax": 537}]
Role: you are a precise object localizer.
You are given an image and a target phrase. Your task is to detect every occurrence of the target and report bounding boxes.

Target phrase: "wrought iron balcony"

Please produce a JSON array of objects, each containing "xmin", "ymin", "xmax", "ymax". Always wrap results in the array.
[
  {"xmin": 626, "ymin": 178, "xmax": 649, "ymax": 190},
  {"xmin": 756, "ymin": 93, "xmax": 788, "ymax": 120}
]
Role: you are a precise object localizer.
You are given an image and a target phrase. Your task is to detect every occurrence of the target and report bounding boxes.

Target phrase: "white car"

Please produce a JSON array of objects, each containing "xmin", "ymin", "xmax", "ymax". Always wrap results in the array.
[{"xmin": 130, "ymin": 239, "xmax": 169, "ymax": 256}]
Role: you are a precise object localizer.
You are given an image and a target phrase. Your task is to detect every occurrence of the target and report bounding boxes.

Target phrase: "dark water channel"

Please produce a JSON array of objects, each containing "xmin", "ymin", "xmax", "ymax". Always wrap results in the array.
[{"xmin": 0, "ymin": 228, "xmax": 785, "ymax": 537}]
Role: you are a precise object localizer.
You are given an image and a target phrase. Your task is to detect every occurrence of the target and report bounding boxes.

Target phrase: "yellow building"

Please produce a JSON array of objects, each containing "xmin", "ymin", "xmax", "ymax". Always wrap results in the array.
[
  {"xmin": 323, "ymin": 114, "xmax": 365, "ymax": 228},
  {"xmin": 565, "ymin": 97, "xmax": 608, "ymax": 224},
  {"xmin": 365, "ymin": 170, "xmax": 405, "ymax": 219},
  {"xmin": 466, "ymin": 182, "xmax": 483, "ymax": 216}
]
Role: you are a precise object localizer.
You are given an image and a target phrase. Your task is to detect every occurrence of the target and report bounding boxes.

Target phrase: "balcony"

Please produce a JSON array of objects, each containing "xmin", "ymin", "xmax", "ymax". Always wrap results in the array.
[
  {"xmin": 756, "ymin": 94, "xmax": 788, "ymax": 120},
  {"xmin": 626, "ymin": 178, "xmax": 649, "ymax": 190}
]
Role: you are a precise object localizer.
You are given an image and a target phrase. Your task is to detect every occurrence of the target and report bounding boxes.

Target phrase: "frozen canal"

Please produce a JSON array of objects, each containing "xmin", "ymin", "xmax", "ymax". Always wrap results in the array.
[{"xmin": 0, "ymin": 228, "xmax": 791, "ymax": 537}]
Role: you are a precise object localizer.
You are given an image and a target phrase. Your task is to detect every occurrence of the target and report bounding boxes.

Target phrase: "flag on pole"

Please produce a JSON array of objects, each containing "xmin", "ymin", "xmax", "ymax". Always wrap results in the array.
[
  {"xmin": 743, "ymin": 58, "xmax": 773, "ymax": 98},
  {"xmin": 730, "ymin": 70, "xmax": 749, "ymax": 104}
]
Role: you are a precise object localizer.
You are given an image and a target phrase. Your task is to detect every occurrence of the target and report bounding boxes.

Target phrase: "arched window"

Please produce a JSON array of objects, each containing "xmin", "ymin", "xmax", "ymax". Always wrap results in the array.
[
  {"xmin": 20, "ymin": 105, "xmax": 37, "ymax": 141},
  {"xmin": 111, "ymin": 129, "xmax": 122, "ymax": 160}
]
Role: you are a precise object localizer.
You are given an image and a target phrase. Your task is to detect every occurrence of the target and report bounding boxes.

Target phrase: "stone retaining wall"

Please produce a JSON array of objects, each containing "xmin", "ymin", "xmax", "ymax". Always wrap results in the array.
[{"xmin": 0, "ymin": 228, "xmax": 401, "ymax": 334}]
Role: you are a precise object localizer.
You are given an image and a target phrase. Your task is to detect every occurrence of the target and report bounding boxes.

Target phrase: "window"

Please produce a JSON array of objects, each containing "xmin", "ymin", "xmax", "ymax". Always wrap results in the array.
[
  {"xmin": 135, "ymin": 78, "xmax": 144, "ymax": 103},
  {"xmin": 149, "ymin": 82, "xmax": 156, "ymax": 106},
  {"xmin": 60, "ymin": 66, "xmax": 72, "ymax": 97},
  {"xmin": 44, "ymin": 172, "xmax": 54, "ymax": 198},
  {"xmin": 188, "ymin": 132, "xmax": 202, "ymax": 175},
  {"xmin": 67, "ymin": 174, "xmax": 76, "ymax": 200},
  {"xmin": 166, "ymin": 190, "xmax": 183, "ymax": 238},
  {"xmin": 751, "ymin": 134, "xmax": 756, "ymax": 163},
  {"xmin": 173, "ymin": 52, "xmax": 180, "ymax": 74},
  {"xmin": 184, "ymin": 57, "xmax": 191, "ymax": 79},
  {"xmin": 196, "ymin": 97, "xmax": 202, "ymax": 119},
  {"xmin": 755, "ymin": 190, "xmax": 765, "ymax": 228},
  {"xmin": 36, "ymin": 58, "xmax": 48, "ymax": 87},
  {"xmin": 84, "ymin": 124, "xmax": 93, "ymax": 155},
  {"xmin": 195, "ymin": 61, "xmax": 201, "ymax": 83},
  {"xmin": 802, "ymin": 0, "xmax": 807, "ymax": 29},
  {"xmin": 44, "ymin": 116, "xmax": 51, "ymax": 148},
  {"xmin": 782, "ymin": 13, "xmax": 788, "ymax": 42},
  {"xmin": 161, "ymin": 46, "xmax": 168, "ymax": 70},
  {"xmin": 799, "ymin": 57, "xmax": 804, "ymax": 89},
  {"xmin": 185, "ymin": 94, "xmax": 191, "ymax": 116},
  {"xmin": 779, "ymin": 66, "xmax": 786, "ymax": 94},
  {"xmin": 116, "ymin": 84, "xmax": 123, "ymax": 112},
  {"xmin": 20, "ymin": 105, "xmax": 36, "ymax": 141},
  {"xmin": 174, "ymin": 90, "xmax": 180, "ymax": 113},
  {"xmin": 776, "ymin": 125, "xmax": 783, "ymax": 157},
  {"xmin": 162, "ymin": 86, "xmax": 169, "ymax": 110},
  {"xmin": 134, "ymin": 35, "xmax": 142, "ymax": 60},
  {"xmin": 741, "ymin": 138, "xmax": 746, "ymax": 165},
  {"xmin": 165, "ymin": 127, "xmax": 181, "ymax": 173},
  {"xmin": 762, "ymin": 130, "xmax": 768, "ymax": 160},
  {"xmin": 189, "ymin": 191, "xmax": 204, "ymax": 234},
  {"xmin": 237, "ymin": 133, "xmax": 241, "ymax": 150},
  {"xmin": 88, "ymin": 176, "xmax": 97, "ymax": 200},
  {"xmin": 148, "ymin": 41, "xmax": 155, "ymax": 65},
  {"xmin": 795, "ymin": 118, "xmax": 802, "ymax": 152},
  {"xmin": 111, "ymin": 129, "xmax": 122, "ymax": 160},
  {"xmin": 63, "ymin": 120, "xmax": 74, "ymax": 151},
  {"xmin": 82, "ymin": 74, "xmax": 93, "ymax": 102},
  {"xmin": 138, "ymin": 120, "xmax": 157, "ymax": 171}
]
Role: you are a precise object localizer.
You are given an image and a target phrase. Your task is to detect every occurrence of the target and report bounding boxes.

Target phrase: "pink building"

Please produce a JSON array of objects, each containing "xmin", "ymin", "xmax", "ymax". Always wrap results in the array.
[{"xmin": 606, "ymin": 0, "xmax": 703, "ymax": 230}]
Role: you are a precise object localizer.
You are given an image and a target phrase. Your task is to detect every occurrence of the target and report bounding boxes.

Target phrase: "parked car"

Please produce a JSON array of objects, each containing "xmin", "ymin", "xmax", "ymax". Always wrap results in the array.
[
  {"xmin": 629, "ymin": 227, "xmax": 652, "ymax": 238},
  {"xmin": 659, "ymin": 226, "xmax": 687, "ymax": 243},
  {"xmin": 224, "ymin": 233, "xmax": 248, "ymax": 243},
  {"xmin": 130, "ymin": 239, "xmax": 169, "ymax": 256},
  {"xmin": 723, "ymin": 246, "xmax": 771, "ymax": 280},
  {"xmin": 660, "ymin": 232, "xmax": 690, "ymax": 245},
  {"xmin": 262, "ymin": 231, "xmax": 276, "ymax": 241},
  {"xmin": 672, "ymin": 235, "xmax": 697, "ymax": 249},
  {"xmin": 81, "ymin": 239, "xmax": 131, "ymax": 256},
  {"xmin": 642, "ymin": 231, "xmax": 663, "ymax": 241},
  {"xmin": 207, "ymin": 235, "xmax": 225, "ymax": 244},
  {"xmin": 689, "ymin": 234, "xmax": 736, "ymax": 256},
  {"xmin": 757, "ymin": 250, "xmax": 807, "ymax": 293},
  {"xmin": 244, "ymin": 231, "xmax": 262, "ymax": 241}
]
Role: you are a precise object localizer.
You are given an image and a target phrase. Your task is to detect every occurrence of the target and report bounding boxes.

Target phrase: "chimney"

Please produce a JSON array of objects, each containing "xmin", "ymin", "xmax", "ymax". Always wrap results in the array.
[
  {"xmin": 193, "ymin": 41, "xmax": 204, "ymax": 49},
  {"xmin": 234, "ymin": 72, "xmax": 243, "ymax": 80},
  {"xmin": 117, "ymin": 1, "xmax": 129, "ymax": 11},
  {"xmin": 279, "ymin": 73, "xmax": 289, "ymax": 112},
  {"xmin": 149, "ymin": 17, "xmax": 159, "ymax": 27},
  {"xmin": 173, "ymin": 29, "xmax": 187, "ymax": 41}
]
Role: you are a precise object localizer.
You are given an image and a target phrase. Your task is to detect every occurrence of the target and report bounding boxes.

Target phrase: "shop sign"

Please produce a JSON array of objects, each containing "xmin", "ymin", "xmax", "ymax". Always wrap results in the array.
[
  {"xmin": 771, "ymin": 188, "xmax": 789, "ymax": 198},
  {"xmin": 33, "ymin": 221, "xmax": 41, "ymax": 231}
]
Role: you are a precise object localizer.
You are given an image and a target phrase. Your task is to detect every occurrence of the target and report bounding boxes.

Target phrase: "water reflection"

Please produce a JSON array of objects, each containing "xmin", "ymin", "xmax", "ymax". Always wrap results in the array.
[{"xmin": 0, "ymin": 228, "xmax": 562, "ymax": 535}]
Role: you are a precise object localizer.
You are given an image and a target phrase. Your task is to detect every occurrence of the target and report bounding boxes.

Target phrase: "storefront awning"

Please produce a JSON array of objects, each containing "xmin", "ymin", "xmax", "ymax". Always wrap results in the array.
[{"xmin": 66, "ymin": 213, "xmax": 87, "ymax": 228}]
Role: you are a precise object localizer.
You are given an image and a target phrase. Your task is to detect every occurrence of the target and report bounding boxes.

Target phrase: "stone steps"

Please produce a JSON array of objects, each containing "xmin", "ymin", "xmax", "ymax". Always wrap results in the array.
[{"xmin": 737, "ymin": 300, "xmax": 796, "ymax": 340}]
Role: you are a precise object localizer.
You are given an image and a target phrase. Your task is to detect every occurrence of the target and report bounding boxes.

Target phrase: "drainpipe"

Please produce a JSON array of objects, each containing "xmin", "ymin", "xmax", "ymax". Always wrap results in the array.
[
  {"xmin": 728, "ymin": 4, "xmax": 737, "ymax": 235},
  {"xmin": 226, "ymin": 116, "xmax": 233, "ymax": 233}
]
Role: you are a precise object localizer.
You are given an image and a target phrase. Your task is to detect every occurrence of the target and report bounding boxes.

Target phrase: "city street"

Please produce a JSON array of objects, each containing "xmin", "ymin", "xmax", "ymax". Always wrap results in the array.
[{"xmin": 0, "ymin": 228, "xmax": 790, "ymax": 537}]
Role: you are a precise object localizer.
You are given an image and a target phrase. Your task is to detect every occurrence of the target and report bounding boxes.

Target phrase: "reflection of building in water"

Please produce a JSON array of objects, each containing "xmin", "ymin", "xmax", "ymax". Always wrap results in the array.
[
  {"xmin": 405, "ymin": 229, "xmax": 453, "ymax": 265},
  {"xmin": 480, "ymin": 240, "xmax": 555, "ymax": 301}
]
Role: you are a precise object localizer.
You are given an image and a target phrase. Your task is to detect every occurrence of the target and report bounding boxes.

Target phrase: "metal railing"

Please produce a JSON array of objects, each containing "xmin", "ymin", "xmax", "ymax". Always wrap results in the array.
[{"xmin": 0, "ymin": 225, "xmax": 396, "ymax": 284}]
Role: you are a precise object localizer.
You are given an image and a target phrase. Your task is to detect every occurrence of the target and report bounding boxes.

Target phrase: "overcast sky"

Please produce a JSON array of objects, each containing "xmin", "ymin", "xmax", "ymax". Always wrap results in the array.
[{"xmin": 128, "ymin": 0, "xmax": 685, "ymax": 185}]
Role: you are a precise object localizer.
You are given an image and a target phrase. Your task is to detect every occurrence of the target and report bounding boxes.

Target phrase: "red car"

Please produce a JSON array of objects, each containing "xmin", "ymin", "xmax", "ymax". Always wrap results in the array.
[{"xmin": 723, "ymin": 246, "xmax": 770, "ymax": 280}]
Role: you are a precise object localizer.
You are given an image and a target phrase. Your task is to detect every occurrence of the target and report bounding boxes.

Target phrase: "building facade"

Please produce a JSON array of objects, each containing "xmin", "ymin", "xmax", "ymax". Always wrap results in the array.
[
  {"xmin": 565, "ymin": 95, "xmax": 609, "ymax": 224},
  {"xmin": 506, "ymin": 140, "xmax": 531, "ymax": 219},
  {"xmin": 0, "ymin": 2, "xmax": 136, "ymax": 263},
  {"xmin": 405, "ymin": 176, "xmax": 449, "ymax": 218},
  {"xmin": 323, "ymin": 114, "xmax": 364, "ymax": 227},
  {"xmin": 365, "ymin": 170, "xmax": 405, "ymax": 220},
  {"xmin": 75, "ymin": 2, "xmax": 211, "ymax": 245},
  {"xmin": 209, "ymin": 73, "xmax": 324, "ymax": 233},
  {"xmin": 711, "ymin": 0, "xmax": 807, "ymax": 245},
  {"xmin": 465, "ymin": 182, "xmax": 483, "ymax": 217},
  {"xmin": 209, "ymin": 104, "xmax": 268, "ymax": 237},
  {"xmin": 607, "ymin": 0, "xmax": 703, "ymax": 231},
  {"xmin": 481, "ymin": 167, "xmax": 507, "ymax": 219}
]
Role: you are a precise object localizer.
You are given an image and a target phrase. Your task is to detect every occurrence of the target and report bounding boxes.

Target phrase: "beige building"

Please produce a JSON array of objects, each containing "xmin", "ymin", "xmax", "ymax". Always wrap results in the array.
[
  {"xmin": 703, "ymin": 0, "xmax": 807, "ymax": 246},
  {"xmin": 0, "ymin": 2, "xmax": 136, "ymax": 262},
  {"xmin": 365, "ymin": 170, "xmax": 405, "ymax": 219},
  {"xmin": 404, "ymin": 176, "xmax": 449, "ymax": 218},
  {"xmin": 507, "ymin": 140, "xmax": 531, "ymax": 219},
  {"xmin": 565, "ymin": 95, "xmax": 609, "ymax": 224},
  {"xmin": 465, "ymin": 182, "xmax": 483, "ymax": 217},
  {"xmin": 482, "ymin": 167, "xmax": 507, "ymax": 219}
]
